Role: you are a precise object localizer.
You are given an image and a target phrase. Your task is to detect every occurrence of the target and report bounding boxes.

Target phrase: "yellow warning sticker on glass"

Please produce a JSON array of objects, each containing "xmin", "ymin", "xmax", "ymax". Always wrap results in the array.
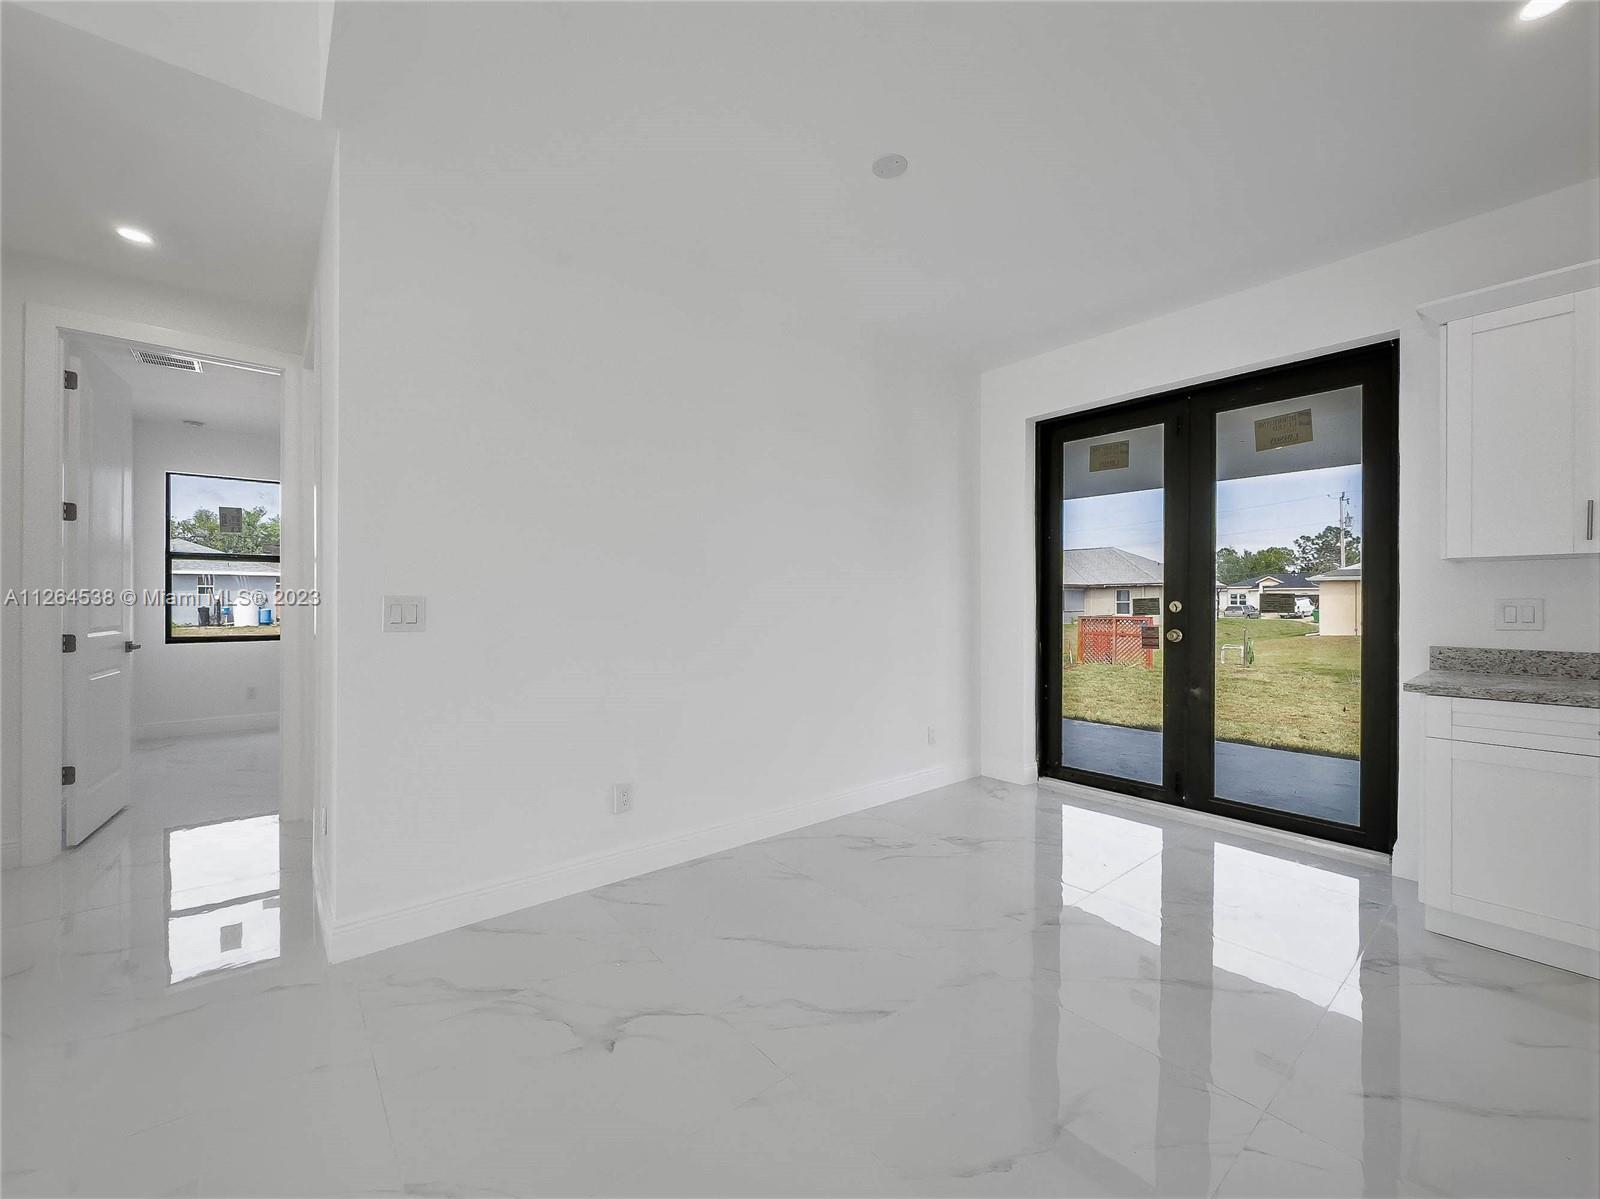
[
  {"xmin": 1088, "ymin": 440, "xmax": 1130, "ymax": 472},
  {"xmin": 1254, "ymin": 409, "xmax": 1313, "ymax": 452}
]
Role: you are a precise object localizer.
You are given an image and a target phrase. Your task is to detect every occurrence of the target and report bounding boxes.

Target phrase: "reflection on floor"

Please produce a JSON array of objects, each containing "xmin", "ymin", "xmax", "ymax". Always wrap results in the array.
[
  {"xmin": 5, "ymin": 735, "xmax": 1596, "ymax": 1197},
  {"xmin": 166, "ymin": 813, "xmax": 282, "ymax": 984},
  {"xmin": 1061, "ymin": 717, "xmax": 1361, "ymax": 824}
]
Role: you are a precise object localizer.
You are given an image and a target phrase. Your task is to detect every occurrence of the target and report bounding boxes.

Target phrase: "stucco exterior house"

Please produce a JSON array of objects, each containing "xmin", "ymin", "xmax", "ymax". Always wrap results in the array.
[
  {"xmin": 169, "ymin": 537, "xmax": 280, "ymax": 628},
  {"xmin": 1062, "ymin": 547, "xmax": 1164, "ymax": 618},
  {"xmin": 1215, "ymin": 571, "xmax": 1320, "ymax": 615},
  {"xmin": 1309, "ymin": 564, "xmax": 1363, "ymax": 635}
]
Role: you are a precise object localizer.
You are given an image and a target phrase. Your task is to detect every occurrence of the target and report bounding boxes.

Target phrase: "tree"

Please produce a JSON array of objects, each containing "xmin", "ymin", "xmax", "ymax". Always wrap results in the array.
[
  {"xmin": 171, "ymin": 507, "xmax": 280, "ymax": 555},
  {"xmin": 1292, "ymin": 523, "xmax": 1360, "ymax": 576},
  {"xmin": 1215, "ymin": 544, "xmax": 1295, "ymax": 584}
]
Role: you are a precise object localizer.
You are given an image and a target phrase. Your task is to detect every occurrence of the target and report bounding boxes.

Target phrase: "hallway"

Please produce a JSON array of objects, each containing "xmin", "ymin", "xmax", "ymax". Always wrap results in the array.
[{"xmin": 4, "ymin": 738, "xmax": 1595, "ymax": 1196}]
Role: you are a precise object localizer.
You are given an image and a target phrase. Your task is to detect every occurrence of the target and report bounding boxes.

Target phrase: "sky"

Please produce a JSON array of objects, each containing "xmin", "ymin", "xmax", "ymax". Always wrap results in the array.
[
  {"xmin": 169, "ymin": 473, "xmax": 280, "ymax": 524},
  {"xmin": 1063, "ymin": 464, "xmax": 1363, "ymax": 564}
]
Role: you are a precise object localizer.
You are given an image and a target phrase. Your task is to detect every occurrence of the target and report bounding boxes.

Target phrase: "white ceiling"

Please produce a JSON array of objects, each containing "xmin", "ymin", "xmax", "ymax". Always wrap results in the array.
[
  {"xmin": 4, "ymin": 2, "xmax": 1597, "ymax": 372},
  {"xmin": 13, "ymin": 1, "xmax": 334, "ymax": 119},
  {"xmin": 327, "ymin": 1, "xmax": 1600, "ymax": 370},
  {"xmin": 1, "ymin": 4, "xmax": 336, "ymax": 318},
  {"xmin": 77, "ymin": 335, "xmax": 282, "ymax": 436}
]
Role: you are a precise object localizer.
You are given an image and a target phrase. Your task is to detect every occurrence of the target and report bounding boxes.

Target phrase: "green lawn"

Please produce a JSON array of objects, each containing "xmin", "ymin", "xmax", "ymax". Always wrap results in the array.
[
  {"xmin": 170, "ymin": 624, "xmax": 280, "ymax": 639},
  {"xmin": 1061, "ymin": 616, "xmax": 1360, "ymax": 758}
]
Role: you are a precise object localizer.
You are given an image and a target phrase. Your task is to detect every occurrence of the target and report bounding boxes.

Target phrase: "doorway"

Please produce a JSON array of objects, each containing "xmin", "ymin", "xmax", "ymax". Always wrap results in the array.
[
  {"xmin": 58, "ymin": 332, "xmax": 286, "ymax": 848},
  {"xmin": 16, "ymin": 301, "xmax": 316, "ymax": 876},
  {"xmin": 1037, "ymin": 344, "xmax": 1398, "ymax": 852}
]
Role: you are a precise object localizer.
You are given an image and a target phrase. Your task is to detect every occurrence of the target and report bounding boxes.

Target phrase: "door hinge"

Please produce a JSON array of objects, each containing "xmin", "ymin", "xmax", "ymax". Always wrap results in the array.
[
  {"xmin": 63, "ymin": 369, "xmax": 79, "ymax": 391},
  {"xmin": 62, "ymin": 633, "xmax": 77, "ymax": 653},
  {"xmin": 62, "ymin": 766, "xmax": 76, "ymax": 786},
  {"xmin": 62, "ymin": 502, "xmax": 78, "ymax": 522}
]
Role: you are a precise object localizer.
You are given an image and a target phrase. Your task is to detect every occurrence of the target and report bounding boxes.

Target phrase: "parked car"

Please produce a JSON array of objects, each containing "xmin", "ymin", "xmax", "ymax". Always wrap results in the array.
[
  {"xmin": 1222, "ymin": 603, "xmax": 1260, "ymax": 618},
  {"xmin": 1293, "ymin": 596, "xmax": 1317, "ymax": 618}
]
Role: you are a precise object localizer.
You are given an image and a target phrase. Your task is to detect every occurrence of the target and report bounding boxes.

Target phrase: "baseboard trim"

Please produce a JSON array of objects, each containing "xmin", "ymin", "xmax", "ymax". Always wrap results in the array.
[
  {"xmin": 1425, "ymin": 907, "xmax": 1599, "ymax": 980},
  {"xmin": 322, "ymin": 758, "xmax": 979, "ymax": 962},
  {"xmin": 981, "ymin": 757, "xmax": 1039, "ymax": 785},
  {"xmin": 1, "ymin": 841, "xmax": 18, "ymax": 870},
  {"xmin": 135, "ymin": 712, "xmax": 280, "ymax": 742}
]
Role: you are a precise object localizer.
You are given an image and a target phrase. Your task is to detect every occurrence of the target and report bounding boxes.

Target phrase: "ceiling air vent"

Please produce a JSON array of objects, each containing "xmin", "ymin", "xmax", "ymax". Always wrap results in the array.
[{"xmin": 130, "ymin": 347, "xmax": 202, "ymax": 373}]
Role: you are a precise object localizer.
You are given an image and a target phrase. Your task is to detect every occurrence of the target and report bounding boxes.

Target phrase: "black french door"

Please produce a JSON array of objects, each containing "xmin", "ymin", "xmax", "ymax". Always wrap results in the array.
[{"xmin": 1038, "ymin": 343, "xmax": 1398, "ymax": 852}]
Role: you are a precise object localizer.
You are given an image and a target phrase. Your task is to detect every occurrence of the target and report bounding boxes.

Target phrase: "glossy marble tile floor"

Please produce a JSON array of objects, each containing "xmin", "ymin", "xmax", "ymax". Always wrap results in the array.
[{"xmin": 4, "ymin": 733, "xmax": 1597, "ymax": 1197}]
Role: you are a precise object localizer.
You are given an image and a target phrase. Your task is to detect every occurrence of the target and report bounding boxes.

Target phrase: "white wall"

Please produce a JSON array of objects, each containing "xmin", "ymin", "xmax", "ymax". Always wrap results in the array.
[
  {"xmin": 130, "ymin": 419, "xmax": 281, "ymax": 740},
  {"xmin": 1, "ymin": 249, "xmax": 304, "ymax": 862},
  {"xmin": 316, "ymin": 58, "xmax": 978, "ymax": 954},
  {"xmin": 980, "ymin": 179, "xmax": 1600, "ymax": 880}
]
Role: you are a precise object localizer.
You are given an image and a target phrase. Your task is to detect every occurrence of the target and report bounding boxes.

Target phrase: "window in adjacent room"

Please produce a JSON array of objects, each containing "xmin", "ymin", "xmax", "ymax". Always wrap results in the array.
[{"xmin": 166, "ymin": 472, "xmax": 281, "ymax": 643}]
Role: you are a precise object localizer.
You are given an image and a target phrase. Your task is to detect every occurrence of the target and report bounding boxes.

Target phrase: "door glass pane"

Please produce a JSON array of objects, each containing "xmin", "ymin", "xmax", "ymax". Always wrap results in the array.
[
  {"xmin": 1214, "ymin": 389, "xmax": 1362, "ymax": 824},
  {"xmin": 1060, "ymin": 424, "xmax": 1164, "ymax": 785}
]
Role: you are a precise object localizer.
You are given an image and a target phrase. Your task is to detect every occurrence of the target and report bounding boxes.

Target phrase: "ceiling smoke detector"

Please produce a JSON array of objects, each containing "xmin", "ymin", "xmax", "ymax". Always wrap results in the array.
[
  {"xmin": 872, "ymin": 154, "xmax": 909, "ymax": 179},
  {"xmin": 130, "ymin": 347, "xmax": 202, "ymax": 373}
]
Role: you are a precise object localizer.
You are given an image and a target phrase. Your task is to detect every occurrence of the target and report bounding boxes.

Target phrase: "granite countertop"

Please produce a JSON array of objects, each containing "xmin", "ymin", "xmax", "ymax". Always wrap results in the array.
[{"xmin": 1403, "ymin": 647, "xmax": 1600, "ymax": 709}]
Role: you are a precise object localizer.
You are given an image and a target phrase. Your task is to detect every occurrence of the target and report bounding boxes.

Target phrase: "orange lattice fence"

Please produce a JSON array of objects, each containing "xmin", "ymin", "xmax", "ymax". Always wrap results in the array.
[{"xmin": 1076, "ymin": 616, "xmax": 1156, "ymax": 668}]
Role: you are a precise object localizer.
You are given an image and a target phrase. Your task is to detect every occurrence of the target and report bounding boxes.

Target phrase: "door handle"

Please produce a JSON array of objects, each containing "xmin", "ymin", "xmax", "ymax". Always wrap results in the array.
[
  {"xmin": 1165, "ymin": 628, "xmax": 1183, "ymax": 643},
  {"xmin": 1588, "ymin": 499, "xmax": 1595, "ymax": 542},
  {"xmin": 124, "ymin": 641, "xmax": 142, "ymax": 653}
]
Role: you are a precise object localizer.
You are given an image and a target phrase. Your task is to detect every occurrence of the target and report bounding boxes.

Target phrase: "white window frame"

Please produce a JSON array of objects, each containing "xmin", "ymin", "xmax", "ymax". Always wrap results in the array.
[{"xmin": 1115, "ymin": 588, "xmax": 1132, "ymax": 615}]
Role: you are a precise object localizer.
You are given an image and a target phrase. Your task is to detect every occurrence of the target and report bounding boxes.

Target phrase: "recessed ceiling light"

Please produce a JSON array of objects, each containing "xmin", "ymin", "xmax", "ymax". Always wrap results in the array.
[
  {"xmin": 872, "ymin": 154, "xmax": 909, "ymax": 180},
  {"xmin": 116, "ymin": 225, "xmax": 154, "ymax": 246},
  {"xmin": 1518, "ymin": 0, "xmax": 1569, "ymax": 21}
]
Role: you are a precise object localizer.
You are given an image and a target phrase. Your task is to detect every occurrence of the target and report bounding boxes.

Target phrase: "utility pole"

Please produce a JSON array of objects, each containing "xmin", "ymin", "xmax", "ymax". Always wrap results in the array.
[{"xmin": 1337, "ymin": 491, "xmax": 1348, "ymax": 567}]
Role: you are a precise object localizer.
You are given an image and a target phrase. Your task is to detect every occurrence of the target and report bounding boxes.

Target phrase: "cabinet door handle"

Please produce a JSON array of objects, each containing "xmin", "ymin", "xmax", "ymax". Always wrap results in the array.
[{"xmin": 1589, "ymin": 498, "xmax": 1595, "ymax": 542}]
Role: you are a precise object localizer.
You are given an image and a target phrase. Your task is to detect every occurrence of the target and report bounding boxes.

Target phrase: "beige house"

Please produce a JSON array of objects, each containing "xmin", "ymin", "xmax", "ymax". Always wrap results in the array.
[
  {"xmin": 1062, "ymin": 547, "xmax": 1164, "ymax": 619},
  {"xmin": 1215, "ymin": 571, "xmax": 1320, "ymax": 615},
  {"xmin": 1309, "ymin": 564, "xmax": 1362, "ymax": 635}
]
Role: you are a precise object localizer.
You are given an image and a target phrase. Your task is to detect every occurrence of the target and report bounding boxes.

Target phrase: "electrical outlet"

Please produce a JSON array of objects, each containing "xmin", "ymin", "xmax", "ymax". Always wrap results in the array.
[
  {"xmin": 612, "ymin": 783, "xmax": 634, "ymax": 815},
  {"xmin": 927, "ymin": 725, "xmax": 936, "ymax": 746}
]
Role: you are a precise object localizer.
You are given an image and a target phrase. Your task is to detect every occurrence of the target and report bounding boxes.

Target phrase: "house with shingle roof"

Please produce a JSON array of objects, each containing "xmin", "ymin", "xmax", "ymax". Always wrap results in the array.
[
  {"xmin": 1214, "ymin": 571, "xmax": 1320, "ymax": 615},
  {"xmin": 169, "ymin": 537, "xmax": 279, "ymax": 629},
  {"xmin": 1062, "ymin": 547, "xmax": 1164, "ymax": 619}
]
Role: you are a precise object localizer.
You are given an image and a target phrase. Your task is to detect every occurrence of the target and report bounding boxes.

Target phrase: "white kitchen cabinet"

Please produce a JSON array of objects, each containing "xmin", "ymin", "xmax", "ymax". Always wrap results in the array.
[
  {"xmin": 1422, "ymin": 262, "xmax": 1600, "ymax": 560},
  {"xmin": 1422, "ymin": 695, "xmax": 1600, "ymax": 978}
]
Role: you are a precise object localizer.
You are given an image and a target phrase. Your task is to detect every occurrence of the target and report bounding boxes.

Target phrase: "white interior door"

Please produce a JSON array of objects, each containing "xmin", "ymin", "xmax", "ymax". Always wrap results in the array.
[{"xmin": 61, "ymin": 339, "xmax": 135, "ymax": 846}]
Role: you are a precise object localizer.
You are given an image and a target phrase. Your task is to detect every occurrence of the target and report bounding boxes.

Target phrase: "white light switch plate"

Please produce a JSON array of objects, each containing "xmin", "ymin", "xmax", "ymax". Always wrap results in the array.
[
  {"xmin": 1493, "ymin": 597, "xmax": 1545, "ymax": 631},
  {"xmin": 383, "ymin": 595, "xmax": 427, "ymax": 632}
]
